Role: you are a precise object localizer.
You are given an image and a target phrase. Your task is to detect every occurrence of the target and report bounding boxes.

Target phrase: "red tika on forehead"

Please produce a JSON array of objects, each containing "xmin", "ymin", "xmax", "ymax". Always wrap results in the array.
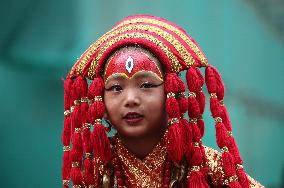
[{"xmin": 104, "ymin": 50, "xmax": 163, "ymax": 82}]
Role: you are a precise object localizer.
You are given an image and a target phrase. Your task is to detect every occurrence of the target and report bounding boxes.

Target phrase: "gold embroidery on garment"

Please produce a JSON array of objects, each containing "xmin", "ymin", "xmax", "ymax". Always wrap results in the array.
[
  {"xmin": 203, "ymin": 146, "xmax": 265, "ymax": 188},
  {"xmin": 114, "ymin": 137, "xmax": 167, "ymax": 188}
]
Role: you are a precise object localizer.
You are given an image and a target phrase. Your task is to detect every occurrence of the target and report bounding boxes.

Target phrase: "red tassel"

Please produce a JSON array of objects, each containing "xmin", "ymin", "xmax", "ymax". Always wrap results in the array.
[
  {"xmin": 178, "ymin": 96, "xmax": 188, "ymax": 114},
  {"xmin": 221, "ymin": 105, "xmax": 232, "ymax": 131},
  {"xmin": 205, "ymin": 66, "xmax": 224, "ymax": 100},
  {"xmin": 166, "ymin": 97, "xmax": 180, "ymax": 118},
  {"xmin": 166, "ymin": 123, "xmax": 184, "ymax": 163},
  {"xmin": 64, "ymin": 78, "xmax": 74, "ymax": 110},
  {"xmin": 180, "ymin": 118, "xmax": 192, "ymax": 153},
  {"xmin": 197, "ymin": 119, "xmax": 205, "ymax": 138},
  {"xmin": 237, "ymin": 168, "xmax": 250, "ymax": 188},
  {"xmin": 209, "ymin": 97, "xmax": 222, "ymax": 118},
  {"xmin": 196, "ymin": 91, "xmax": 205, "ymax": 115},
  {"xmin": 70, "ymin": 133, "xmax": 83, "ymax": 161},
  {"xmin": 93, "ymin": 124, "xmax": 112, "ymax": 164},
  {"xmin": 189, "ymin": 145, "xmax": 203, "ymax": 166},
  {"xmin": 188, "ymin": 96, "xmax": 200, "ymax": 118},
  {"xmin": 186, "ymin": 67, "xmax": 202, "ymax": 92},
  {"xmin": 70, "ymin": 167, "xmax": 83, "ymax": 186},
  {"xmin": 228, "ymin": 138, "xmax": 243, "ymax": 164},
  {"xmin": 74, "ymin": 76, "xmax": 88, "ymax": 98},
  {"xmin": 88, "ymin": 101, "xmax": 105, "ymax": 124},
  {"xmin": 165, "ymin": 73, "xmax": 180, "ymax": 94},
  {"xmin": 205, "ymin": 66, "xmax": 217, "ymax": 94},
  {"xmin": 191, "ymin": 122, "xmax": 201, "ymax": 142},
  {"xmin": 187, "ymin": 171, "xmax": 210, "ymax": 188},
  {"xmin": 228, "ymin": 181, "xmax": 242, "ymax": 188},
  {"xmin": 62, "ymin": 116, "xmax": 71, "ymax": 147},
  {"xmin": 83, "ymin": 158, "xmax": 95, "ymax": 186},
  {"xmin": 222, "ymin": 152, "xmax": 236, "ymax": 177},
  {"xmin": 71, "ymin": 106, "xmax": 82, "ymax": 133},
  {"xmin": 88, "ymin": 77, "xmax": 105, "ymax": 98},
  {"xmin": 62, "ymin": 151, "xmax": 71, "ymax": 181},
  {"xmin": 215, "ymin": 122, "xmax": 230, "ymax": 148}
]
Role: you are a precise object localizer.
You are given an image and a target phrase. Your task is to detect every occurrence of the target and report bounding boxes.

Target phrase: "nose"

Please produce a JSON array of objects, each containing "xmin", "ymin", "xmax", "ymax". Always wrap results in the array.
[{"xmin": 124, "ymin": 88, "xmax": 140, "ymax": 107}]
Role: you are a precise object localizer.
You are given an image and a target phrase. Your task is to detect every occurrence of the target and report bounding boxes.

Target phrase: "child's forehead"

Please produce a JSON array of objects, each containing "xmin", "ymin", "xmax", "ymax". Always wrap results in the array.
[{"xmin": 103, "ymin": 46, "xmax": 164, "ymax": 83}]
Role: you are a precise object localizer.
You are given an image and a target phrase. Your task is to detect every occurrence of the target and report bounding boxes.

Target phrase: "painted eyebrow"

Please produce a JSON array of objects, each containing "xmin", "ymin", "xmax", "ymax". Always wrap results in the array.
[
  {"xmin": 105, "ymin": 74, "xmax": 127, "ymax": 85},
  {"xmin": 132, "ymin": 71, "xmax": 163, "ymax": 81}
]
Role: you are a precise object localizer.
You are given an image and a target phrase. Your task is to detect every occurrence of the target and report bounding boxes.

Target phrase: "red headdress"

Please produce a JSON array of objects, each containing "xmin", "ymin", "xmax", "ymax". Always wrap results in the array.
[{"xmin": 61, "ymin": 14, "xmax": 250, "ymax": 188}]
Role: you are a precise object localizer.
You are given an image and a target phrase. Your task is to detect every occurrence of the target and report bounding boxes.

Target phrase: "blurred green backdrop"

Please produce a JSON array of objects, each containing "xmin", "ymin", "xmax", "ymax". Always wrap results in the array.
[{"xmin": 0, "ymin": 0, "xmax": 283, "ymax": 187}]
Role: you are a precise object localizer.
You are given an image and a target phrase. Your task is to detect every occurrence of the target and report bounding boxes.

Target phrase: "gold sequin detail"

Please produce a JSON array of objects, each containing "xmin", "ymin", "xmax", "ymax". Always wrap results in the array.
[
  {"xmin": 112, "ymin": 17, "xmax": 208, "ymax": 66},
  {"xmin": 88, "ymin": 32, "xmax": 182, "ymax": 78},
  {"xmin": 203, "ymin": 146, "xmax": 265, "ymax": 188},
  {"xmin": 114, "ymin": 137, "xmax": 167, "ymax": 187}
]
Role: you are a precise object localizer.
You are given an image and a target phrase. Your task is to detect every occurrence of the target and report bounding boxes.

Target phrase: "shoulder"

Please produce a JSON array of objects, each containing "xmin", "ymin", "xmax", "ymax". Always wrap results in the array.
[{"xmin": 203, "ymin": 146, "xmax": 265, "ymax": 188}]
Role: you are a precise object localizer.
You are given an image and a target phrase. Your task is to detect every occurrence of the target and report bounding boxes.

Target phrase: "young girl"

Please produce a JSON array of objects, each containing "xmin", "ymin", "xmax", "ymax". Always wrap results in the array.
[{"xmin": 61, "ymin": 15, "xmax": 264, "ymax": 188}]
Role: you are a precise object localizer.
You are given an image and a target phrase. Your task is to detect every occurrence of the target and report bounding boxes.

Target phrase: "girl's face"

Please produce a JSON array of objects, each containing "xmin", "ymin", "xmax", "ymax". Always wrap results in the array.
[{"xmin": 103, "ymin": 47, "xmax": 167, "ymax": 139}]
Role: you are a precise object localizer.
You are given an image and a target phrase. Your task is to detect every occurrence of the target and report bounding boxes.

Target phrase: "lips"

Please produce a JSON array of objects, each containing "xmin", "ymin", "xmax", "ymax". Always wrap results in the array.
[{"xmin": 123, "ymin": 112, "xmax": 143, "ymax": 124}]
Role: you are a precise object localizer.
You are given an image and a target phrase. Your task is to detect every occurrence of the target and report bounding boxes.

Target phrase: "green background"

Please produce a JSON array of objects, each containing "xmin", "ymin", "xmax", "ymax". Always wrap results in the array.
[{"xmin": 0, "ymin": 0, "xmax": 283, "ymax": 187}]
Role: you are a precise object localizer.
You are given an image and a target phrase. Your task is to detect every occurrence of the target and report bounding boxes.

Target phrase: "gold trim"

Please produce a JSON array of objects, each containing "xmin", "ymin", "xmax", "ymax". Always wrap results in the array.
[
  {"xmin": 221, "ymin": 147, "xmax": 229, "ymax": 153},
  {"xmin": 189, "ymin": 118, "xmax": 197, "ymax": 124},
  {"xmin": 188, "ymin": 92, "xmax": 196, "ymax": 98},
  {"xmin": 62, "ymin": 180, "xmax": 70, "ymax": 186},
  {"xmin": 64, "ymin": 110, "xmax": 71, "ymax": 116},
  {"xmin": 210, "ymin": 93, "xmax": 217, "ymax": 98},
  {"xmin": 72, "ymin": 162, "xmax": 80, "ymax": 168},
  {"xmin": 94, "ymin": 119, "xmax": 102, "ymax": 125},
  {"xmin": 168, "ymin": 118, "xmax": 179, "ymax": 126},
  {"xmin": 166, "ymin": 92, "xmax": 175, "ymax": 98},
  {"xmin": 112, "ymin": 17, "xmax": 208, "ymax": 66},
  {"xmin": 214, "ymin": 117, "xmax": 222, "ymax": 123},
  {"xmin": 88, "ymin": 32, "xmax": 182, "ymax": 78},
  {"xmin": 75, "ymin": 128, "xmax": 81, "ymax": 133}
]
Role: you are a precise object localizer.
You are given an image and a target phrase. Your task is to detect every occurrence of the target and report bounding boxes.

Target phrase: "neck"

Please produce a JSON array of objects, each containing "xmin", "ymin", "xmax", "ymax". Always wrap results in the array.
[{"xmin": 118, "ymin": 129, "xmax": 166, "ymax": 159}]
